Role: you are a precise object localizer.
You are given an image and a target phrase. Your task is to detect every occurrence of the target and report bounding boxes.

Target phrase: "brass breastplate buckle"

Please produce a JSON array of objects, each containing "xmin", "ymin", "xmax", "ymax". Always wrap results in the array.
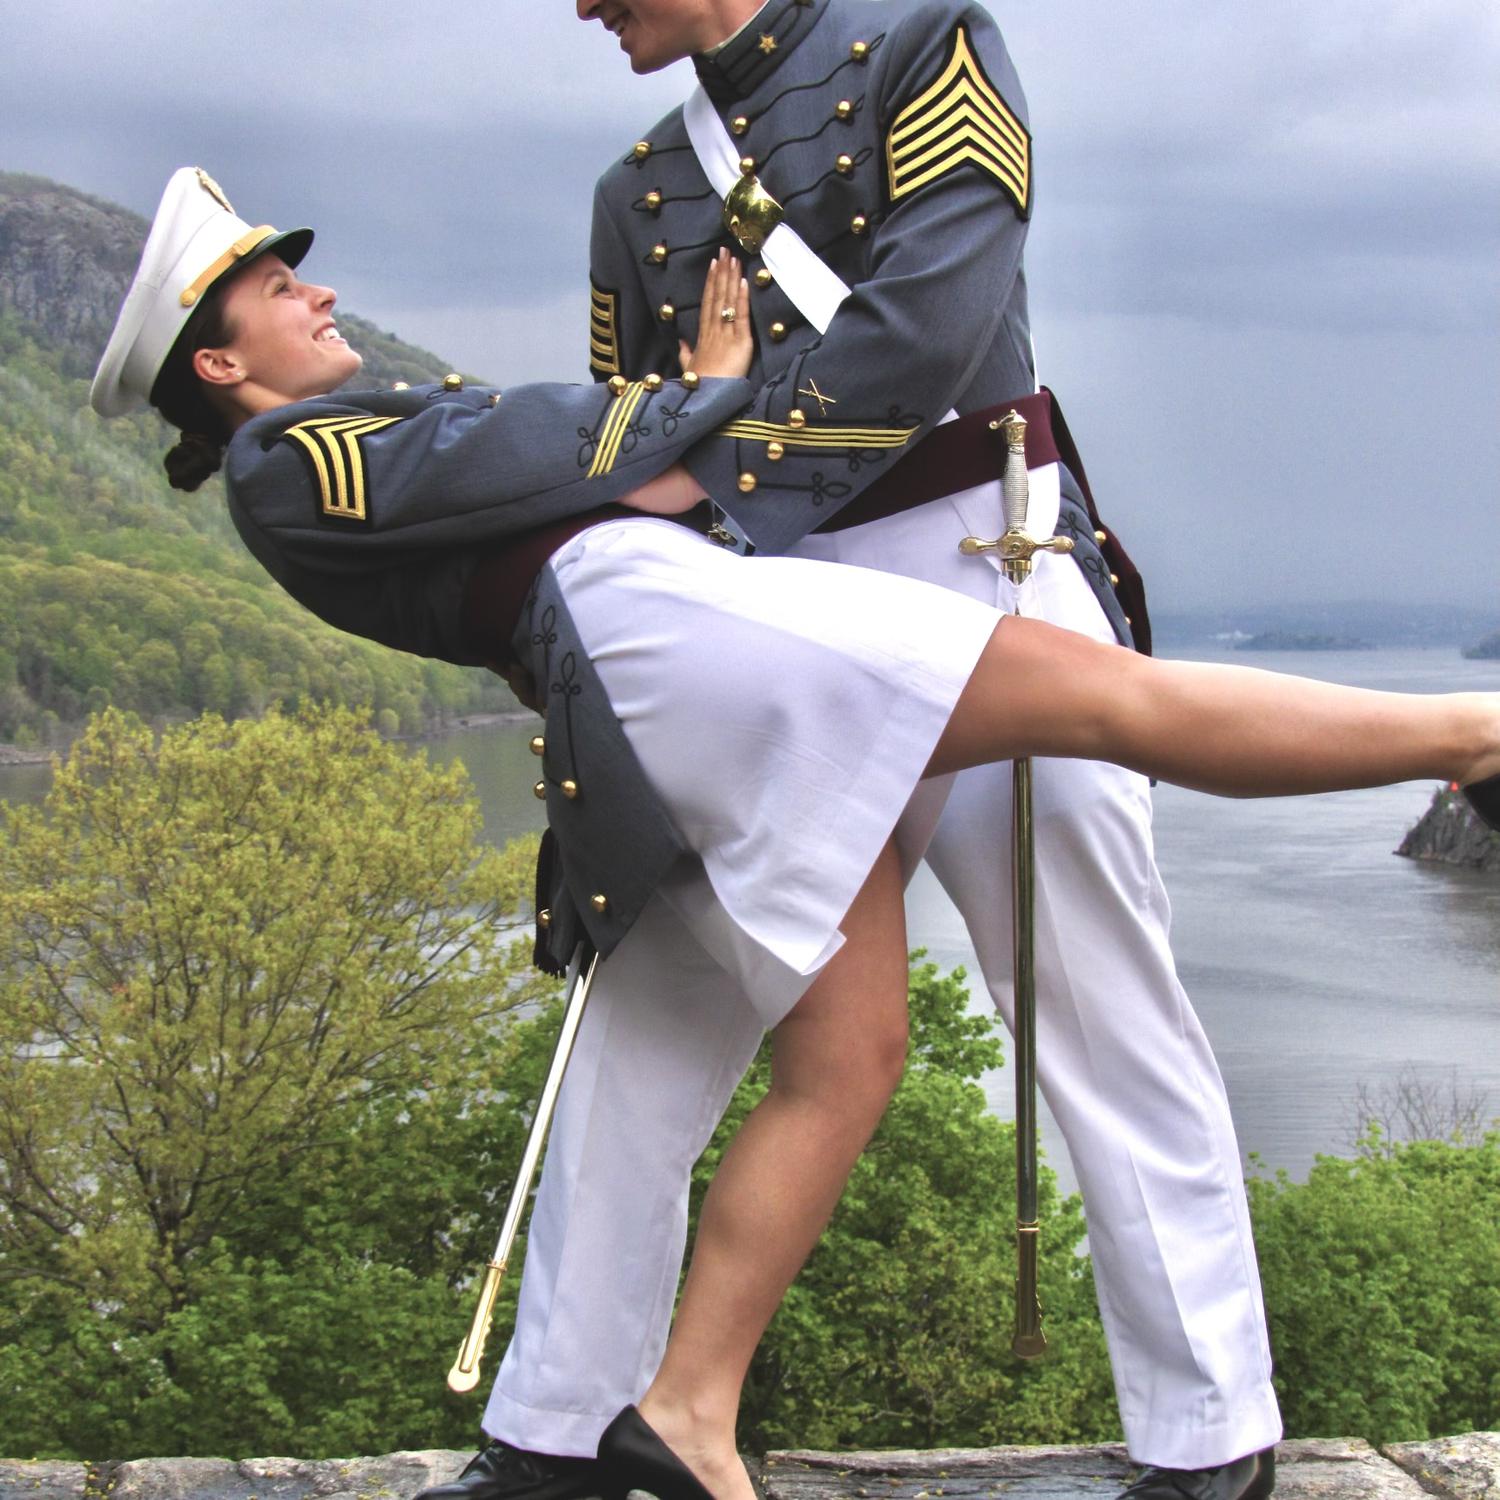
[{"xmin": 723, "ymin": 174, "xmax": 784, "ymax": 255}]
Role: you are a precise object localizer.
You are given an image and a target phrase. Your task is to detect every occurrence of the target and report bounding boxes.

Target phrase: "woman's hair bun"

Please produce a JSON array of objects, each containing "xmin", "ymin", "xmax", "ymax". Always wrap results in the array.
[{"xmin": 163, "ymin": 431, "xmax": 225, "ymax": 492}]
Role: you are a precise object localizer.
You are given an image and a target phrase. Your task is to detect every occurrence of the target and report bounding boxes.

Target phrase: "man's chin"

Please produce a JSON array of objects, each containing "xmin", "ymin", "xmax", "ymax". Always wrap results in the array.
[{"xmin": 625, "ymin": 40, "xmax": 689, "ymax": 74}]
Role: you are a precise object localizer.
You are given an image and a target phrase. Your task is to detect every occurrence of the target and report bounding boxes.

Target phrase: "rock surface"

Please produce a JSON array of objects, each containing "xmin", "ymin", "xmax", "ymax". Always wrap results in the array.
[
  {"xmin": 1385, "ymin": 1432, "xmax": 1500, "ymax": 1500},
  {"xmin": 6, "ymin": 1435, "xmax": 1499, "ymax": 1500},
  {"xmin": 1396, "ymin": 786, "xmax": 1500, "ymax": 874}
]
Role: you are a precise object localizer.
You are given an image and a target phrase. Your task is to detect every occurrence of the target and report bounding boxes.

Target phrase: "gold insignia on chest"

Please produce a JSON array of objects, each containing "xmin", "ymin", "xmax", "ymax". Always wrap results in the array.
[
  {"xmin": 283, "ymin": 415, "xmax": 403, "ymax": 522},
  {"xmin": 886, "ymin": 25, "xmax": 1031, "ymax": 215},
  {"xmin": 797, "ymin": 379, "xmax": 836, "ymax": 415},
  {"xmin": 589, "ymin": 281, "xmax": 622, "ymax": 376}
]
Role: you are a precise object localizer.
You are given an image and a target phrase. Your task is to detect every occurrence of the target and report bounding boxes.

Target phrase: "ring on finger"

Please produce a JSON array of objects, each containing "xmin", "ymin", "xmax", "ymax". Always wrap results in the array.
[{"xmin": 720, "ymin": 306, "xmax": 737, "ymax": 323}]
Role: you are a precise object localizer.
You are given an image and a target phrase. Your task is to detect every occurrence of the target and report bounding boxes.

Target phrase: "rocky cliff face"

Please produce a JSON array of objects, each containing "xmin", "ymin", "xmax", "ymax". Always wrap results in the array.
[
  {"xmin": 0, "ymin": 173, "xmax": 148, "ymax": 375},
  {"xmin": 1397, "ymin": 785, "xmax": 1500, "ymax": 874}
]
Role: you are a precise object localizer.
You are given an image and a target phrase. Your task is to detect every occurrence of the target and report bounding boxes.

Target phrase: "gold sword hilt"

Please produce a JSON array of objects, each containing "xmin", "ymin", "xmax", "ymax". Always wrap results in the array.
[
  {"xmin": 958, "ymin": 529, "xmax": 1074, "ymax": 583},
  {"xmin": 958, "ymin": 410, "xmax": 1074, "ymax": 584},
  {"xmin": 448, "ymin": 1259, "xmax": 508, "ymax": 1392}
]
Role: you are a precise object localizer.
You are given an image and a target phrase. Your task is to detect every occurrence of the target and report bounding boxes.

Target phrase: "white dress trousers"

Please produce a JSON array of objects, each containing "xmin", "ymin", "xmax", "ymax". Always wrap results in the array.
[{"xmin": 484, "ymin": 472, "xmax": 1283, "ymax": 1470}]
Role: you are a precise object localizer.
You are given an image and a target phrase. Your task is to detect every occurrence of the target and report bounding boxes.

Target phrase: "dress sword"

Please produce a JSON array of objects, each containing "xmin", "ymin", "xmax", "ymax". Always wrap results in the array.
[{"xmin": 960, "ymin": 410, "xmax": 1073, "ymax": 1358}]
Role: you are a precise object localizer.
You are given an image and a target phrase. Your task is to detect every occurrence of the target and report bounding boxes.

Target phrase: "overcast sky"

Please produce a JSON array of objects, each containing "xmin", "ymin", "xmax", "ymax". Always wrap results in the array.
[{"xmin": 3, "ymin": 0, "xmax": 1496, "ymax": 616}]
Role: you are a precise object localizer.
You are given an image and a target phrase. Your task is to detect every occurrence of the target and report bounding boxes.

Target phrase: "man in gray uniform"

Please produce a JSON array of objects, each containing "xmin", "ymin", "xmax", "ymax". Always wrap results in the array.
[{"xmin": 422, "ymin": 4, "xmax": 1278, "ymax": 1498}]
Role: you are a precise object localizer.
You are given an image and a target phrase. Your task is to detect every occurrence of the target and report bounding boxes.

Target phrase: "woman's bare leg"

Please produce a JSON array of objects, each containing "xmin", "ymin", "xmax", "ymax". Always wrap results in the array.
[
  {"xmin": 929, "ymin": 615, "xmax": 1500, "ymax": 793},
  {"xmin": 611, "ymin": 621, "xmax": 1498, "ymax": 1498},
  {"xmin": 634, "ymin": 841, "xmax": 910, "ymax": 1500}
]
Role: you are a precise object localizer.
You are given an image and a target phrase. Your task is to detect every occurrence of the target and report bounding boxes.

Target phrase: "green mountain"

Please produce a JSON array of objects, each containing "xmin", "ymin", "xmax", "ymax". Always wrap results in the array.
[{"xmin": 0, "ymin": 172, "xmax": 515, "ymax": 748}]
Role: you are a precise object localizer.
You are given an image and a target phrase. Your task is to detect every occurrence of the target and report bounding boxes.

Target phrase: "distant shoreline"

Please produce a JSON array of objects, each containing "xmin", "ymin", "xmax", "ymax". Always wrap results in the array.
[
  {"xmin": 0, "ymin": 710, "xmax": 538, "ymax": 771},
  {"xmin": 0, "ymin": 743, "xmax": 50, "ymax": 766}
]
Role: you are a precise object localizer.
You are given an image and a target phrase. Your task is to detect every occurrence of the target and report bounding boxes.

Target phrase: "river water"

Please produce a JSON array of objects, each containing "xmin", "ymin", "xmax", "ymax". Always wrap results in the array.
[{"xmin": 4, "ymin": 646, "xmax": 1497, "ymax": 1194}]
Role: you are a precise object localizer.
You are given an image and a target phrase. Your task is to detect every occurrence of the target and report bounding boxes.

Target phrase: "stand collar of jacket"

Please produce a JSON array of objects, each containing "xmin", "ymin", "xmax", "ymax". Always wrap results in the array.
[{"xmin": 693, "ymin": 0, "xmax": 828, "ymax": 103}]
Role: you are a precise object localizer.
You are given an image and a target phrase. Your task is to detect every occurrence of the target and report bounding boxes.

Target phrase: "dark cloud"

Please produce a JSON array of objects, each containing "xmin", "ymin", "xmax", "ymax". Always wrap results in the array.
[{"xmin": 4, "ymin": 0, "xmax": 1495, "ymax": 610}]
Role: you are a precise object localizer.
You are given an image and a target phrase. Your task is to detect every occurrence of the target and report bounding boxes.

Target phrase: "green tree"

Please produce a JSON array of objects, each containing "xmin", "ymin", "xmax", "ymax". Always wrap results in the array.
[
  {"xmin": 0, "ymin": 706, "xmax": 553, "ymax": 1457},
  {"xmin": 1249, "ymin": 1133, "xmax": 1500, "ymax": 1445}
]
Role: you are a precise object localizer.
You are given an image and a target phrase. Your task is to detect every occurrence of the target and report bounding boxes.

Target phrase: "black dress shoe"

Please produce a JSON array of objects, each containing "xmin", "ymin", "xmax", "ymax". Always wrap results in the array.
[
  {"xmin": 413, "ymin": 1439, "xmax": 609, "ymax": 1500},
  {"xmin": 1464, "ymin": 772, "xmax": 1500, "ymax": 833},
  {"xmin": 1118, "ymin": 1445, "xmax": 1274, "ymax": 1500},
  {"xmin": 596, "ymin": 1406, "xmax": 714, "ymax": 1500}
]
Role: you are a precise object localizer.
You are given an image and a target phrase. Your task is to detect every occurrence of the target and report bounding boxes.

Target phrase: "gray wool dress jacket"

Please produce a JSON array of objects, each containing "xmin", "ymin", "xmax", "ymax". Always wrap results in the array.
[
  {"xmin": 587, "ymin": 0, "xmax": 1133, "ymax": 630},
  {"xmin": 224, "ymin": 372, "xmax": 758, "ymax": 969}
]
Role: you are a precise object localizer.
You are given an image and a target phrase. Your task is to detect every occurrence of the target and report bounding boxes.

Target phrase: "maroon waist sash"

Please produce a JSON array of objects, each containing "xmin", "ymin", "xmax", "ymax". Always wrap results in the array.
[
  {"xmin": 813, "ymin": 388, "xmax": 1150, "ymax": 654},
  {"xmin": 813, "ymin": 391, "xmax": 1059, "ymax": 533}
]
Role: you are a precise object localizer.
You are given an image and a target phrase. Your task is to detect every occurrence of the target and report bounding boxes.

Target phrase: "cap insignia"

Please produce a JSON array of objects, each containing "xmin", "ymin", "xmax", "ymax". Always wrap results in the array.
[{"xmin": 194, "ymin": 168, "xmax": 234, "ymax": 214}]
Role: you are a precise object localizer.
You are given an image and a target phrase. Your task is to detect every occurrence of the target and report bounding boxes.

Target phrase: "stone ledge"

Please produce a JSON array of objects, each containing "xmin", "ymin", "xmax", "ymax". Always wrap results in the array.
[
  {"xmin": 1384, "ymin": 1434, "xmax": 1500, "ymax": 1500},
  {"xmin": 1, "ymin": 1435, "xmax": 1495, "ymax": 1500}
]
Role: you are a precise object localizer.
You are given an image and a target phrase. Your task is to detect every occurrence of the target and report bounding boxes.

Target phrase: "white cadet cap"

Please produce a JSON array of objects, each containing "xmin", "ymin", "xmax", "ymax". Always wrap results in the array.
[{"xmin": 90, "ymin": 167, "xmax": 313, "ymax": 417}]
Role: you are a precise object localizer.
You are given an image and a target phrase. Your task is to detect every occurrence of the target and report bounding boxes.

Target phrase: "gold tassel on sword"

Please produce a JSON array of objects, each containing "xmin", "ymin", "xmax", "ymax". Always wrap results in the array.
[
  {"xmin": 448, "ymin": 944, "xmax": 602, "ymax": 1393},
  {"xmin": 960, "ymin": 408, "xmax": 1072, "ymax": 1359}
]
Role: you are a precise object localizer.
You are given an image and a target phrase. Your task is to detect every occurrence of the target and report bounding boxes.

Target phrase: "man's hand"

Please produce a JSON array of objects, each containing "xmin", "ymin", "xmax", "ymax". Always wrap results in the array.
[{"xmin": 619, "ymin": 463, "xmax": 706, "ymax": 515}]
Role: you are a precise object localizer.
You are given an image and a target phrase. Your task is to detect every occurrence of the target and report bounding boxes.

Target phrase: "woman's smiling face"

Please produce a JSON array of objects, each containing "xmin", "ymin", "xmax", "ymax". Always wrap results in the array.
[{"xmin": 197, "ymin": 254, "xmax": 362, "ymax": 407}]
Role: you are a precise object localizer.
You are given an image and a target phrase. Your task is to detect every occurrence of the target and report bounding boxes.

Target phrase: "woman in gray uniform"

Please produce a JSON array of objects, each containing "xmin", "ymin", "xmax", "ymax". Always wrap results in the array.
[{"xmin": 93, "ymin": 169, "xmax": 1500, "ymax": 1500}]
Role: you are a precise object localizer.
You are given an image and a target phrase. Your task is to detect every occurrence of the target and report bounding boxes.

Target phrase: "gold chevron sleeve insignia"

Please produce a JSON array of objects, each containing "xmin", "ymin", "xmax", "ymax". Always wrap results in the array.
[
  {"xmin": 886, "ymin": 25, "xmax": 1030, "ymax": 215},
  {"xmin": 716, "ymin": 418, "xmax": 918, "ymax": 450},
  {"xmin": 589, "ymin": 282, "xmax": 622, "ymax": 376},
  {"xmin": 587, "ymin": 382, "xmax": 647, "ymax": 478},
  {"xmin": 281, "ymin": 415, "xmax": 403, "ymax": 522}
]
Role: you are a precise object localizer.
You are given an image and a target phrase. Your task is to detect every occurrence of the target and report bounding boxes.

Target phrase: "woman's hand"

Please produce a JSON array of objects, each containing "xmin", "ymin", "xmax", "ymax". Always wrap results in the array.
[
  {"xmin": 618, "ymin": 252, "xmax": 751, "ymax": 515},
  {"xmin": 681, "ymin": 248, "xmax": 752, "ymax": 380}
]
